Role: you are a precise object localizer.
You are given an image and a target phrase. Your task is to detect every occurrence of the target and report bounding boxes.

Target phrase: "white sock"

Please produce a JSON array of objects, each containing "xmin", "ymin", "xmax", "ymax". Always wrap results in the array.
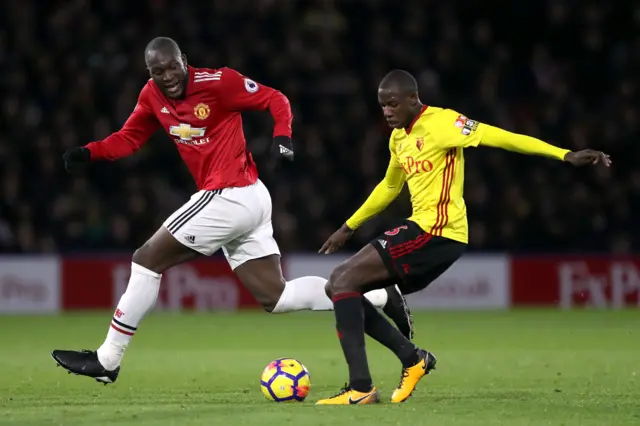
[
  {"xmin": 271, "ymin": 276, "xmax": 388, "ymax": 313},
  {"xmin": 96, "ymin": 262, "xmax": 161, "ymax": 370},
  {"xmin": 364, "ymin": 288, "xmax": 389, "ymax": 308}
]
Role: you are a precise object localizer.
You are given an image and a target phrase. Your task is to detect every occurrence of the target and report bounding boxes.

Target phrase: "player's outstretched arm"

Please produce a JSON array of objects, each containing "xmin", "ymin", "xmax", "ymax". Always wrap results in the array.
[
  {"xmin": 62, "ymin": 86, "xmax": 160, "ymax": 172},
  {"xmin": 319, "ymin": 159, "xmax": 405, "ymax": 254},
  {"xmin": 85, "ymin": 88, "xmax": 159, "ymax": 161},
  {"xmin": 479, "ymin": 126, "xmax": 611, "ymax": 167}
]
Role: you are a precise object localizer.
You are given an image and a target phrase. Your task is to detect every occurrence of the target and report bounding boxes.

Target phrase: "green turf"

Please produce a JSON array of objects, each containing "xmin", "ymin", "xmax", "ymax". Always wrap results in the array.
[{"xmin": 0, "ymin": 310, "xmax": 639, "ymax": 425}]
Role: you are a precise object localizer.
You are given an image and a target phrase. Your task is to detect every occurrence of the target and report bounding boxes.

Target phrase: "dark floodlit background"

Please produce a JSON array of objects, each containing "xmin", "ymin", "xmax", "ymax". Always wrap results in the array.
[
  {"xmin": 1, "ymin": 0, "xmax": 636, "ymax": 255},
  {"xmin": 1, "ymin": 3, "xmax": 639, "ymax": 424}
]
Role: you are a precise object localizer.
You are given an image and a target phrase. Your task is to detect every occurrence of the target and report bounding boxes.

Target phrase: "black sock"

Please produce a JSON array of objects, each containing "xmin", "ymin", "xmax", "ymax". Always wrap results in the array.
[
  {"xmin": 332, "ymin": 292, "xmax": 372, "ymax": 392},
  {"xmin": 363, "ymin": 298, "xmax": 420, "ymax": 368}
]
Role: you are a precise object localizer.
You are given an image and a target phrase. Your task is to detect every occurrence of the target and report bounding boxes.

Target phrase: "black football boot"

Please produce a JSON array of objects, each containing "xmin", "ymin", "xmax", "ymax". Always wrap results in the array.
[
  {"xmin": 51, "ymin": 349, "xmax": 120, "ymax": 385},
  {"xmin": 382, "ymin": 285, "xmax": 415, "ymax": 340}
]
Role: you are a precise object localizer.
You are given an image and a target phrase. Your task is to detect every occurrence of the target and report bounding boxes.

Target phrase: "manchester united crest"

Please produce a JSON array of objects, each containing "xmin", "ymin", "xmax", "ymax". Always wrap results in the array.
[
  {"xmin": 194, "ymin": 103, "xmax": 210, "ymax": 120},
  {"xmin": 416, "ymin": 138, "xmax": 424, "ymax": 151}
]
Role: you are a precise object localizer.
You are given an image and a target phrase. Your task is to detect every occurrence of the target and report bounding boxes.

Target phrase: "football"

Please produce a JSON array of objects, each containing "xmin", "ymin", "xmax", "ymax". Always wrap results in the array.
[{"xmin": 260, "ymin": 358, "xmax": 311, "ymax": 402}]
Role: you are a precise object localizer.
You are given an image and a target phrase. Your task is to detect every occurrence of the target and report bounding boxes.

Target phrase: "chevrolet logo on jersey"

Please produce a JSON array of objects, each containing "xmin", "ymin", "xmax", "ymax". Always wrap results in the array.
[{"xmin": 169, "ymin": 124, "xmax": 206, "ymax": 141}]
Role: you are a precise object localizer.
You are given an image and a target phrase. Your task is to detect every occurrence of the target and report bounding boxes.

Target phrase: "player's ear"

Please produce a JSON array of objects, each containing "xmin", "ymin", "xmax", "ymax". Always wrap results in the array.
[{"xmin": 182, "ymin": 53, "xmax": 188, "ymax": 68}]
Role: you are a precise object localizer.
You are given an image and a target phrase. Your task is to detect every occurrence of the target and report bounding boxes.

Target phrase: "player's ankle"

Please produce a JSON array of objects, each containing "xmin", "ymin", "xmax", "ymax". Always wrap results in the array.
[
  {"xmin": 96, "ymin": 346, "xmax": 122, "ymax": 371},
  {"xmin": 350, "ymin": 380, "xmax": 373, "ymax": 393},
  {"xmin": 401, "ymin": 349, "xmax": 421, "ymax": 368}
]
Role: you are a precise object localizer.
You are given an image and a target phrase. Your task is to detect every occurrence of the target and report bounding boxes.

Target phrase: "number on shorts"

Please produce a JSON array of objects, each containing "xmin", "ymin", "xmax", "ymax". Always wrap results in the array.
[{"xmin": 384, "ymin": 225, "xmax": 408, "ymax": 236}]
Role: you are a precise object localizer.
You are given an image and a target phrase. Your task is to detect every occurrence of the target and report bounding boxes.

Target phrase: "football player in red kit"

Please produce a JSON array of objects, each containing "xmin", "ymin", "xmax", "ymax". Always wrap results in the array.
[{"xmin": 51, "ymin": 37, "xmax": 413, "ymax": 384}]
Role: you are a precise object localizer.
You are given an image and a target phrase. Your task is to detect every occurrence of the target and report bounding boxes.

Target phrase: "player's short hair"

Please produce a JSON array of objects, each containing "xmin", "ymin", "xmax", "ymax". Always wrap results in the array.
[
  {"xmin": 379, "ymin": 69, "xmax": 418, "ymax": 95},
  {"xmin": 145, "ymin": 37, "xmax": 181, "ymax": 61}
]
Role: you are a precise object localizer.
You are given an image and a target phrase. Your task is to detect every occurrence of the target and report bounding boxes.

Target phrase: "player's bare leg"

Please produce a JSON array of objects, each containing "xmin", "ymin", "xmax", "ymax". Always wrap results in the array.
[
  {"xmin": 233, "ymin": 254, "xmax": 414, "ymax": 339},
  {"xmin": 317, "ymin": 244, "xmax": 433, "ymax": 405},
  {"xmin": 233, "ymin": 253, "xmax": 386, "ymax": 312},
  {"xmin": 51, "ymin": 227, "xmax": 200, "ymax": 384},
  {"xmin": 232, "ymin": 254, "xmax": 287, "ymax": 312}
]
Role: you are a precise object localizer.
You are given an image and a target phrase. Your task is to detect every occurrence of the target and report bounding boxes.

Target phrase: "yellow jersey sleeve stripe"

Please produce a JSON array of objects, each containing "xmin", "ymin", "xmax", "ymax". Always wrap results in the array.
[{"xmin": 429, "ymin": 149, "xmax": 456, "ymax": 236}]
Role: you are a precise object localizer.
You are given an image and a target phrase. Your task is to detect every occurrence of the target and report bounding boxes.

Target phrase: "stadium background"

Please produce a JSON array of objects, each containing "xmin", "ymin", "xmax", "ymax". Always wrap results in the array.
[
  {"xmin": 1, "ymin": 0, "xmax": 638, "ymax": 312},
  {"xmin": 2, "ymin": 0, "xmax": 637, "ymax": 256},
  {"xmin": 1, "ymin": 2, "xmax": 639, "ymax": 425}
]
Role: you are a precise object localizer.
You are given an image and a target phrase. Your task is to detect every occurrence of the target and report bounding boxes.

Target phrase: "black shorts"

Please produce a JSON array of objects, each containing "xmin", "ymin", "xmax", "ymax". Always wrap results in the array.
[{"xmin": 371, "ymin": 220, "xmax": 467, "ymax": 295}]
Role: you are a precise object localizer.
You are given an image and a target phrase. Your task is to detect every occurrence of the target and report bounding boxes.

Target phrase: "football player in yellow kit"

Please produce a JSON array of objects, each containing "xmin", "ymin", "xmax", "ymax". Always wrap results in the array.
[{"xmin": 316, "ymin": 69, "xmax": 610, "ymax": 405}]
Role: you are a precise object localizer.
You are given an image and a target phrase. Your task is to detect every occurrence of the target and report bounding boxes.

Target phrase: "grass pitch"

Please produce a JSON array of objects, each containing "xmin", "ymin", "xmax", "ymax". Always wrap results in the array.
[{"xmin": 0, "ymin": 310, "xmax": 638, "ymax": 425}]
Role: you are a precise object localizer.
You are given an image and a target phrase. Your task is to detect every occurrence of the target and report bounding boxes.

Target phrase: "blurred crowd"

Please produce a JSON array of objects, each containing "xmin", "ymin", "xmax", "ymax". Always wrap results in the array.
[{"xmin": 1, "ymin": 0, "xmax": 638, "ymax": 255}]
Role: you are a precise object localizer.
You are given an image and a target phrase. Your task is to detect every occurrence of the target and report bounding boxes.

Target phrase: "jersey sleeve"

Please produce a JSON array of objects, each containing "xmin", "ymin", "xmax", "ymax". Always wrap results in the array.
[
  {"xmin": 85, "ymin": 84, "xmax": 160, "ymax": 160},
  {"xmin": 479, "ymin": 125, "xmax": 570, "ymax": 160},
  {"xmin": 345, "ymin": 135, "xmax": 406, "ymax": 230},
  {"xmin": 433, "ymin": 109, "xmax": 570, "ymax": 160},
  {"xmin": 216, "ymin": 67, "xmax": 292, "ymax": 138},
  {"xmin": 432, "ymin": 109, "xmax": 486, "ymax": 149}
]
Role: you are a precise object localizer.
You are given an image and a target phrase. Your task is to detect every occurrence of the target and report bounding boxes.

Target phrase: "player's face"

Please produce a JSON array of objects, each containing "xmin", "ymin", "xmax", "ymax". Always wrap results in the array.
[
  {"xmin": 378, "ymin": 87, "xmax": 419, "ymax": 129},
  {"xmin": 147, "ymin": 52, "xmax": 188, "ymax": 99}
]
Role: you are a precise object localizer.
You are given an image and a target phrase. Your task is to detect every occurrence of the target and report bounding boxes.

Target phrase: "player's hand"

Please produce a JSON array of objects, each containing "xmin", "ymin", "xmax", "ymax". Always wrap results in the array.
[
  {"xmin": 62, "ymin": 147, "xmax": 91, "ymax": 173},
  {"xmin": 319, "ymin": 224, "xmax": 354, "ymax": 254},
  {"xmin": 564, "ymin": 150, "xmax": 611, "ymax": 167},
  {"xmin": 273, "ymin": 136, "xmax": 294, "ymax": 161}
]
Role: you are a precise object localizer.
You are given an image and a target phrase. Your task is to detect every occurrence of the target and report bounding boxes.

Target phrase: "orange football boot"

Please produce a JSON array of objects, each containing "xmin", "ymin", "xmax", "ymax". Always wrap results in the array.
[
  {"xmin": 316, "ymin": 384, "xmax": 380, "ymax": 405},
  {"xmin": 391, "ymin": 349, "xmax": 437, "ymax": 403}
]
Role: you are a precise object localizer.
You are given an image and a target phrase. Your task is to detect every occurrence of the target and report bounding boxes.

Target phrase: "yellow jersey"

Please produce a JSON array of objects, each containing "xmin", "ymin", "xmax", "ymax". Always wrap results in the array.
[{"xmin": 345, "ymin": 105, "xmax": 570, "ymax": 244}]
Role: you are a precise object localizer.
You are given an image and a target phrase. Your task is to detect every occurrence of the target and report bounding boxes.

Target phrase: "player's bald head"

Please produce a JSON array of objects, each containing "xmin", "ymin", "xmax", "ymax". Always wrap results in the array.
[
  {"xmin": 145, "ymin": 37, "xmax": 188, "ymax": 99},
  {"xmin": 379, "ymin": 69, "xmax": 418, "ymax": 95},
  {"xmin": 377, "ymin": 69, "xmax": 422, "ymax": 129},
  {"xmin": 145, "ymin": 37, "xmax": 182, "ymax": 66}
]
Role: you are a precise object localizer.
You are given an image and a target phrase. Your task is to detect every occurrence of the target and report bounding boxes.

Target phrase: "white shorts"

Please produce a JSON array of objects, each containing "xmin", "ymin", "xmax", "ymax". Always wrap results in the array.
[{"xmin": 162, "ymin": 180, "xmax": 280, "ymax": 270}]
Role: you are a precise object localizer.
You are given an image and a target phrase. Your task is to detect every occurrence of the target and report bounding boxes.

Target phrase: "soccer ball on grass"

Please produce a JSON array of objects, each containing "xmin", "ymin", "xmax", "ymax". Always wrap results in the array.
[{"xmin": 260, "ymin": 358, "xmax": 310, "ymax": 402}]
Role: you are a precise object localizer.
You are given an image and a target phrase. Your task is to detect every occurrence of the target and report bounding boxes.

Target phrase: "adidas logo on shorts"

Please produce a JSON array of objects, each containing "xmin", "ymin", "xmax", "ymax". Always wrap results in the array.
[{"xmin": 184, "ymin": 235, "xmax": 195, "ymax": 244}]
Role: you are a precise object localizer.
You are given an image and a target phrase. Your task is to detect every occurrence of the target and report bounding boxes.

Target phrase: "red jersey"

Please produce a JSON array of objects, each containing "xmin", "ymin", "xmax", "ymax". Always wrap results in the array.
[{"xmin": 85, "ymin": 66, "xmax": 293, "ymax": 190}]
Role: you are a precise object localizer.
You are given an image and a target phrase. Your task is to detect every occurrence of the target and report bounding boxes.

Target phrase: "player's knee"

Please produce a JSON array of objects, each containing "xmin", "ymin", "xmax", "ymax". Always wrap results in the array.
[
  {"xmin": 131, "ymin": 243, "xmax": 165, "ymax": 273},
  {"xmin": 132, "ymin": 244, "xmax": 153, "ymax": 269},
  {"xmin": 328, "ymin": 262, "xmax": 358, "ymax": 295},
  {"xmin": 324, "ymin": 281, "xmax": 332, "ymax": 299}
]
